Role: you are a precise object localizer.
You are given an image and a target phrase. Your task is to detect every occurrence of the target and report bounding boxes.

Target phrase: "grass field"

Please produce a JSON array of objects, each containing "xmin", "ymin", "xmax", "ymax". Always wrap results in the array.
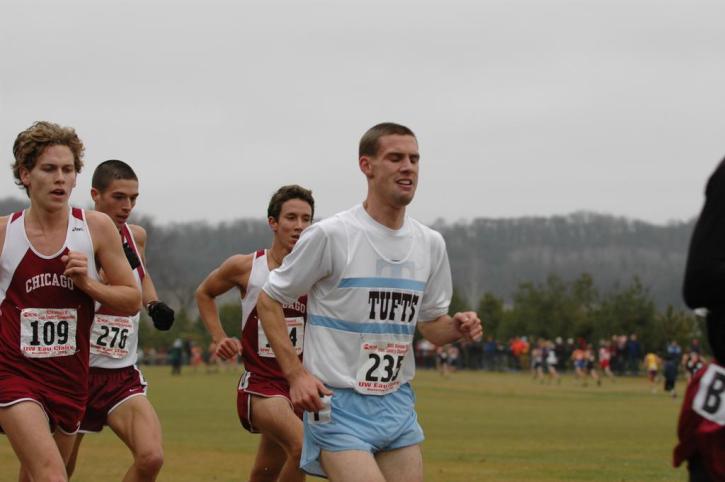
[{"xmin": 0, "ymin": 367, "xmax": 688, "ymax": 481}]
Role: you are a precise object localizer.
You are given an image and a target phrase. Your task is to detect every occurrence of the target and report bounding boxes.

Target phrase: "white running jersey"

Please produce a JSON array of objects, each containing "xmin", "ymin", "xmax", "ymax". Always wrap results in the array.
[
  {"xmin": 0, "ymin": 207, "xmax": 99, "ymax": 389},
  {"xmin": 0, "ymin": 208, "xmax": 98, "ymax": 307},
  {"xmin": 241, "ymin": 250, "xmax": 269, "ymax": 333},
  {"xmin": 264, "ymin": 204, "xmax": 451, "ymax": 395},
  {"xmin": 89, "ymin": 224, "xmax": 144, "ymax": 369}
]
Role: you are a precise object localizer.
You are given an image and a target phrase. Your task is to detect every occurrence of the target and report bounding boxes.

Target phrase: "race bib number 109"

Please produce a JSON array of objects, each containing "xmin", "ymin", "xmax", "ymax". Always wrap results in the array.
[
  {"xmin": 355, "ymin": 341, "xmax": 409, "ymax": 395},
  {"xmin": 20, "ymin": 308, "xmax": 77, "ymax": 358}
]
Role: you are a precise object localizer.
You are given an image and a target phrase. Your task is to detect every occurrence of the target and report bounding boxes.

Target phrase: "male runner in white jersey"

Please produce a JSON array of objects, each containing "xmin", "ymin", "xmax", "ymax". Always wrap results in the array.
[
  {"xmin": 196, "ymin": 185, "xmax": 314, "ymax": 482},
  {"xmin": 257, "ymin": 123, "xmax": 483, "ymax": 481},
  {"xmin": 0, "ymin": 122, "xmax": 140, "ymax": 482},
  {"xmin": 65, "ymin": 160, "xmax": 175, "ymax": 481}
]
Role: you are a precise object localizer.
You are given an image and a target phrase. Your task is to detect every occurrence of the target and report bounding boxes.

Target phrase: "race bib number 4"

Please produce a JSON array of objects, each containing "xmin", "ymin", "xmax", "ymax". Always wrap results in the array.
[
  {"xmin": 90, "ymin": 314, "xmax": 134, "ymax": 359},
  {"xmin": 258, "ymin": 317, "xmax": 304, "ymax": 358},
  {"xmin": 355, "ymin": 341, "xmax": 409, "ymax": 395},
  {"xmin": 20, "ymin": 308, "xmax": 77, "ymax": 358},
  {"xmin": 693, "ymin": 363, "xmax": 725, "ymax": 426}
]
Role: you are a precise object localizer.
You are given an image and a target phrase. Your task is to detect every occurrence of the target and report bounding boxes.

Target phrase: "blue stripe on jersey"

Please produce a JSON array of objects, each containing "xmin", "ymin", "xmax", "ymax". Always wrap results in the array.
[
  {"xmin": 309, "ymin": 315, "xmax": 416, "ymax": 335},
  {"xmin": 338, "ymin": 277, "xmax": 426, "ymax": 292}
]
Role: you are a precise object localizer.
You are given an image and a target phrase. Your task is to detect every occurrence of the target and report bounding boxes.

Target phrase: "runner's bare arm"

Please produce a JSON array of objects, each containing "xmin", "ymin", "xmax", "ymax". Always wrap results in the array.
[
  {"xmin": 128, "ymin": 224, "xmax": 159, "ymax": 305},
  {"xmin": 71, "ymin": 210, "xmax": 140, "ymax": 315},
  {"xmin": 257, "ymin": 291, "xmax": 331, "ymax": 411},
  {"xmin": 130, "ymin": 224, "xmax": 174, "ymax": 330},
  {"xmin": 418, "ymin": 311, "xmax": 483, "ymax": 346},
  {"xmin": 195, "ymin": 254, "xmax": 251, "ymax": 359}
]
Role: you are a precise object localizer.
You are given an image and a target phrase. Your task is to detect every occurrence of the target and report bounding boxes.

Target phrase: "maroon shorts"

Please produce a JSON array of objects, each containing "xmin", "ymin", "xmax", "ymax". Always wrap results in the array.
[
  {"xmin": 0, "ymin": 372, "xmax": 85, "ymax": 434},
  {"xmin": 599, "ymin": 360, "xmax": 610, "ymax": 369},
  {"xmin": 237, "ymin": 371, "xmax": 302, "ymax": 433},
  {"xmin": 80, "ymin": 365, "xmax": 147, "ymax": 433}
]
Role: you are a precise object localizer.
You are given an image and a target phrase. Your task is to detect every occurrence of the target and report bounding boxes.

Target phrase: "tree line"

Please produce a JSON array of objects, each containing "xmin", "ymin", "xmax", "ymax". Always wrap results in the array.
[{"xmin": 455, "ymin": 273, "xmax": 704, "ymax": 356}]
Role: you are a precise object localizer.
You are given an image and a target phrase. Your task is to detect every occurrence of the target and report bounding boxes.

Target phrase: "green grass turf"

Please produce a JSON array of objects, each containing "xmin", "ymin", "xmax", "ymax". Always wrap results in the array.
[{"xmin": 0, "ymin": 367, "xmax": 688, "ymax": 481}]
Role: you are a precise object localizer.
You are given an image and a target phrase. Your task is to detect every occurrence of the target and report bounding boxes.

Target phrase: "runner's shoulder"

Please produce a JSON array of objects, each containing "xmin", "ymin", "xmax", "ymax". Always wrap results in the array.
[
  {"xmin": 127, "ymin": 224, "xmax": 147, "ymax": 244},
  {"xmin": 85, "ymin": 210, "xmax": 116, "ymax": 231},
  {"xmin": 221, "ymin": 253, "xmax": 255, "ymax": 278}
]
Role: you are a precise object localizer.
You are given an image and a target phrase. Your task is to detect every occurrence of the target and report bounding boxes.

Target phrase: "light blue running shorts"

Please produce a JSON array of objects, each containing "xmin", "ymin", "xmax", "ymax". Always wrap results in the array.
[{"xmin": 300, "ymin": 383, "xmax": 424, "ymax": 477}]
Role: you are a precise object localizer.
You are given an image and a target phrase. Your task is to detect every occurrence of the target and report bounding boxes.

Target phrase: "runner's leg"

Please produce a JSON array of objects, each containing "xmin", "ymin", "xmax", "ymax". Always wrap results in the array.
[
  {"xmin": 65, "ymin": 433, "xmax": 84, "ymax": 476},
  {"xmin": 376, "ymin": 444, "xmax": 423, "ymax": 482},
  {"xmin": 250, "ymin": 395, "xmax": 304, "ymax": 482},
  {"xmin": 0, "ymin": 401, "xmax": 69, "ymax": 482},
  {"xmin": 248, "ymin": 434, "xmax": 286, "ymax": 482},
  {"xmin": 107, "ymin": 396, "xmax": 163, "ymax": 482},
  {"xmin": 320, "ymin": 450, "xmax": 385, "ymax": 482}
]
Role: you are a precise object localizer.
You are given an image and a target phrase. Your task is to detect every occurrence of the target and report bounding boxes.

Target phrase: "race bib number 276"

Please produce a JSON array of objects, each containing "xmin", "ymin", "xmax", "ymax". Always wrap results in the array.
[
  {"xmin": 20, "ymin": 308, "xmax": 77, "ymax": 358},
  {"xmin": 90, "ymin": 314, "xmax": 134, "ymax": 359}
]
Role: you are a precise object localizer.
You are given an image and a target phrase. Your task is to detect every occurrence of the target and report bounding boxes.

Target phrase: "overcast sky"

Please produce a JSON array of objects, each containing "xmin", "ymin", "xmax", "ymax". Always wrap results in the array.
[{"xmin": 2, "ymin": 0, "xmax": 724, "ymax": 225}]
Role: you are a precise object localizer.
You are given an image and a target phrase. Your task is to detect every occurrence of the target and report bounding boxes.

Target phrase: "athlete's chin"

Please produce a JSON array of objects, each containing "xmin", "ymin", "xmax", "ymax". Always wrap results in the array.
[
  {"xmin": 393, "ymin": 192, "xmax": 415, "ymax": 207},
  {"xmin": 42, "ymin": 197, "xmax": 69, "ymax": 210}
]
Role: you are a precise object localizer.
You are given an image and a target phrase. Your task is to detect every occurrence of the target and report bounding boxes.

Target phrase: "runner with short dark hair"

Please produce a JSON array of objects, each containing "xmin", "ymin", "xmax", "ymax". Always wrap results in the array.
[{"xmin": 196, "ymin": 184, "xmax": 314, "ymax": 482}]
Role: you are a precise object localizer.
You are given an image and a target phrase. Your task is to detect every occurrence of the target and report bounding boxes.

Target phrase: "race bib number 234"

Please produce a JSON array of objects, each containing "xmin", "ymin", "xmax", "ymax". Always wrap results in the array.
[{"xmin": 258, "ymin": 317, "xmax": 304, "ymax": 358}]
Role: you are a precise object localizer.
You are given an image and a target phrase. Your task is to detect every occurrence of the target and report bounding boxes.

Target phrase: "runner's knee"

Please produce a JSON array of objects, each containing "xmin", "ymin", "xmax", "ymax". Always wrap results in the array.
[
  {"xmin": 283, "ymin": 437, "xmax": 303, "ymax": 462},
  {"xmin": 21, "ymin": 453, "xmax": 69, "ymax": 482},
  {"xmin": 134, "ymin": 447, "xmax": 164, "ymax": 475},
  {"xmin": 25, "ymin": 466, "xmax": 68, "ymax": 482},
  {"xmin": 249, "ymin": 464, "xmax": 281, "ymax": 482}
]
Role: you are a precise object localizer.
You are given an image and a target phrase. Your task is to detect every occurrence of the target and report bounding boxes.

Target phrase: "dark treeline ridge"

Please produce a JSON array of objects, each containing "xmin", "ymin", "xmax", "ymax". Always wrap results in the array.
[
  {"xmin": 1, "ymin": 197, "xmax": 699, "ymax": 352},
  {"xmin": 439, "ymin": 212, "xmax": 693, "ymax": 310}
]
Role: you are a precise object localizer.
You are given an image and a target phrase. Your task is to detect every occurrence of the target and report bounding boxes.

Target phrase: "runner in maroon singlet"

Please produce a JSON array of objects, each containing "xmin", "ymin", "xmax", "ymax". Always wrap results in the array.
[
  {"xmin": 196, "ymin": 185, "xmax": 314, "ymax": 482},
  {"xmin": 66, "ymin": 160, "xmax": 174, "ymax": 481},
  {"xmin": 0, "ymin": 122, "xmax": 140, "ymax": 481}
]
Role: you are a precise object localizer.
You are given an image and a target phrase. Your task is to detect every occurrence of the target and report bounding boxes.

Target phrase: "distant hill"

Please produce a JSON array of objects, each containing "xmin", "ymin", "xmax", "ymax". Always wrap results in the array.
[
  {"xmin": 439, "ymin": 212, "xmax": 693, "ymax": 309},
  {"xmin": 0, "ymin": 196, "xmax": 28, "ymax": 214},
  {"xmin": 0, "ymin": 197, "xmax": 694, "ymax": 310}
]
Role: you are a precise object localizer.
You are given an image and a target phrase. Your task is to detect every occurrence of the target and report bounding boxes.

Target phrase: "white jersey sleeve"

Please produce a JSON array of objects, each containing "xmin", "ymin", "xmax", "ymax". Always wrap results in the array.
[
  {"xmin": 263, "ymin": 222, "xmax": 334, "ymax": 305},
  {"xmin": 418, "ymin": 231, "xmax": 452, "ymax": 322}
]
